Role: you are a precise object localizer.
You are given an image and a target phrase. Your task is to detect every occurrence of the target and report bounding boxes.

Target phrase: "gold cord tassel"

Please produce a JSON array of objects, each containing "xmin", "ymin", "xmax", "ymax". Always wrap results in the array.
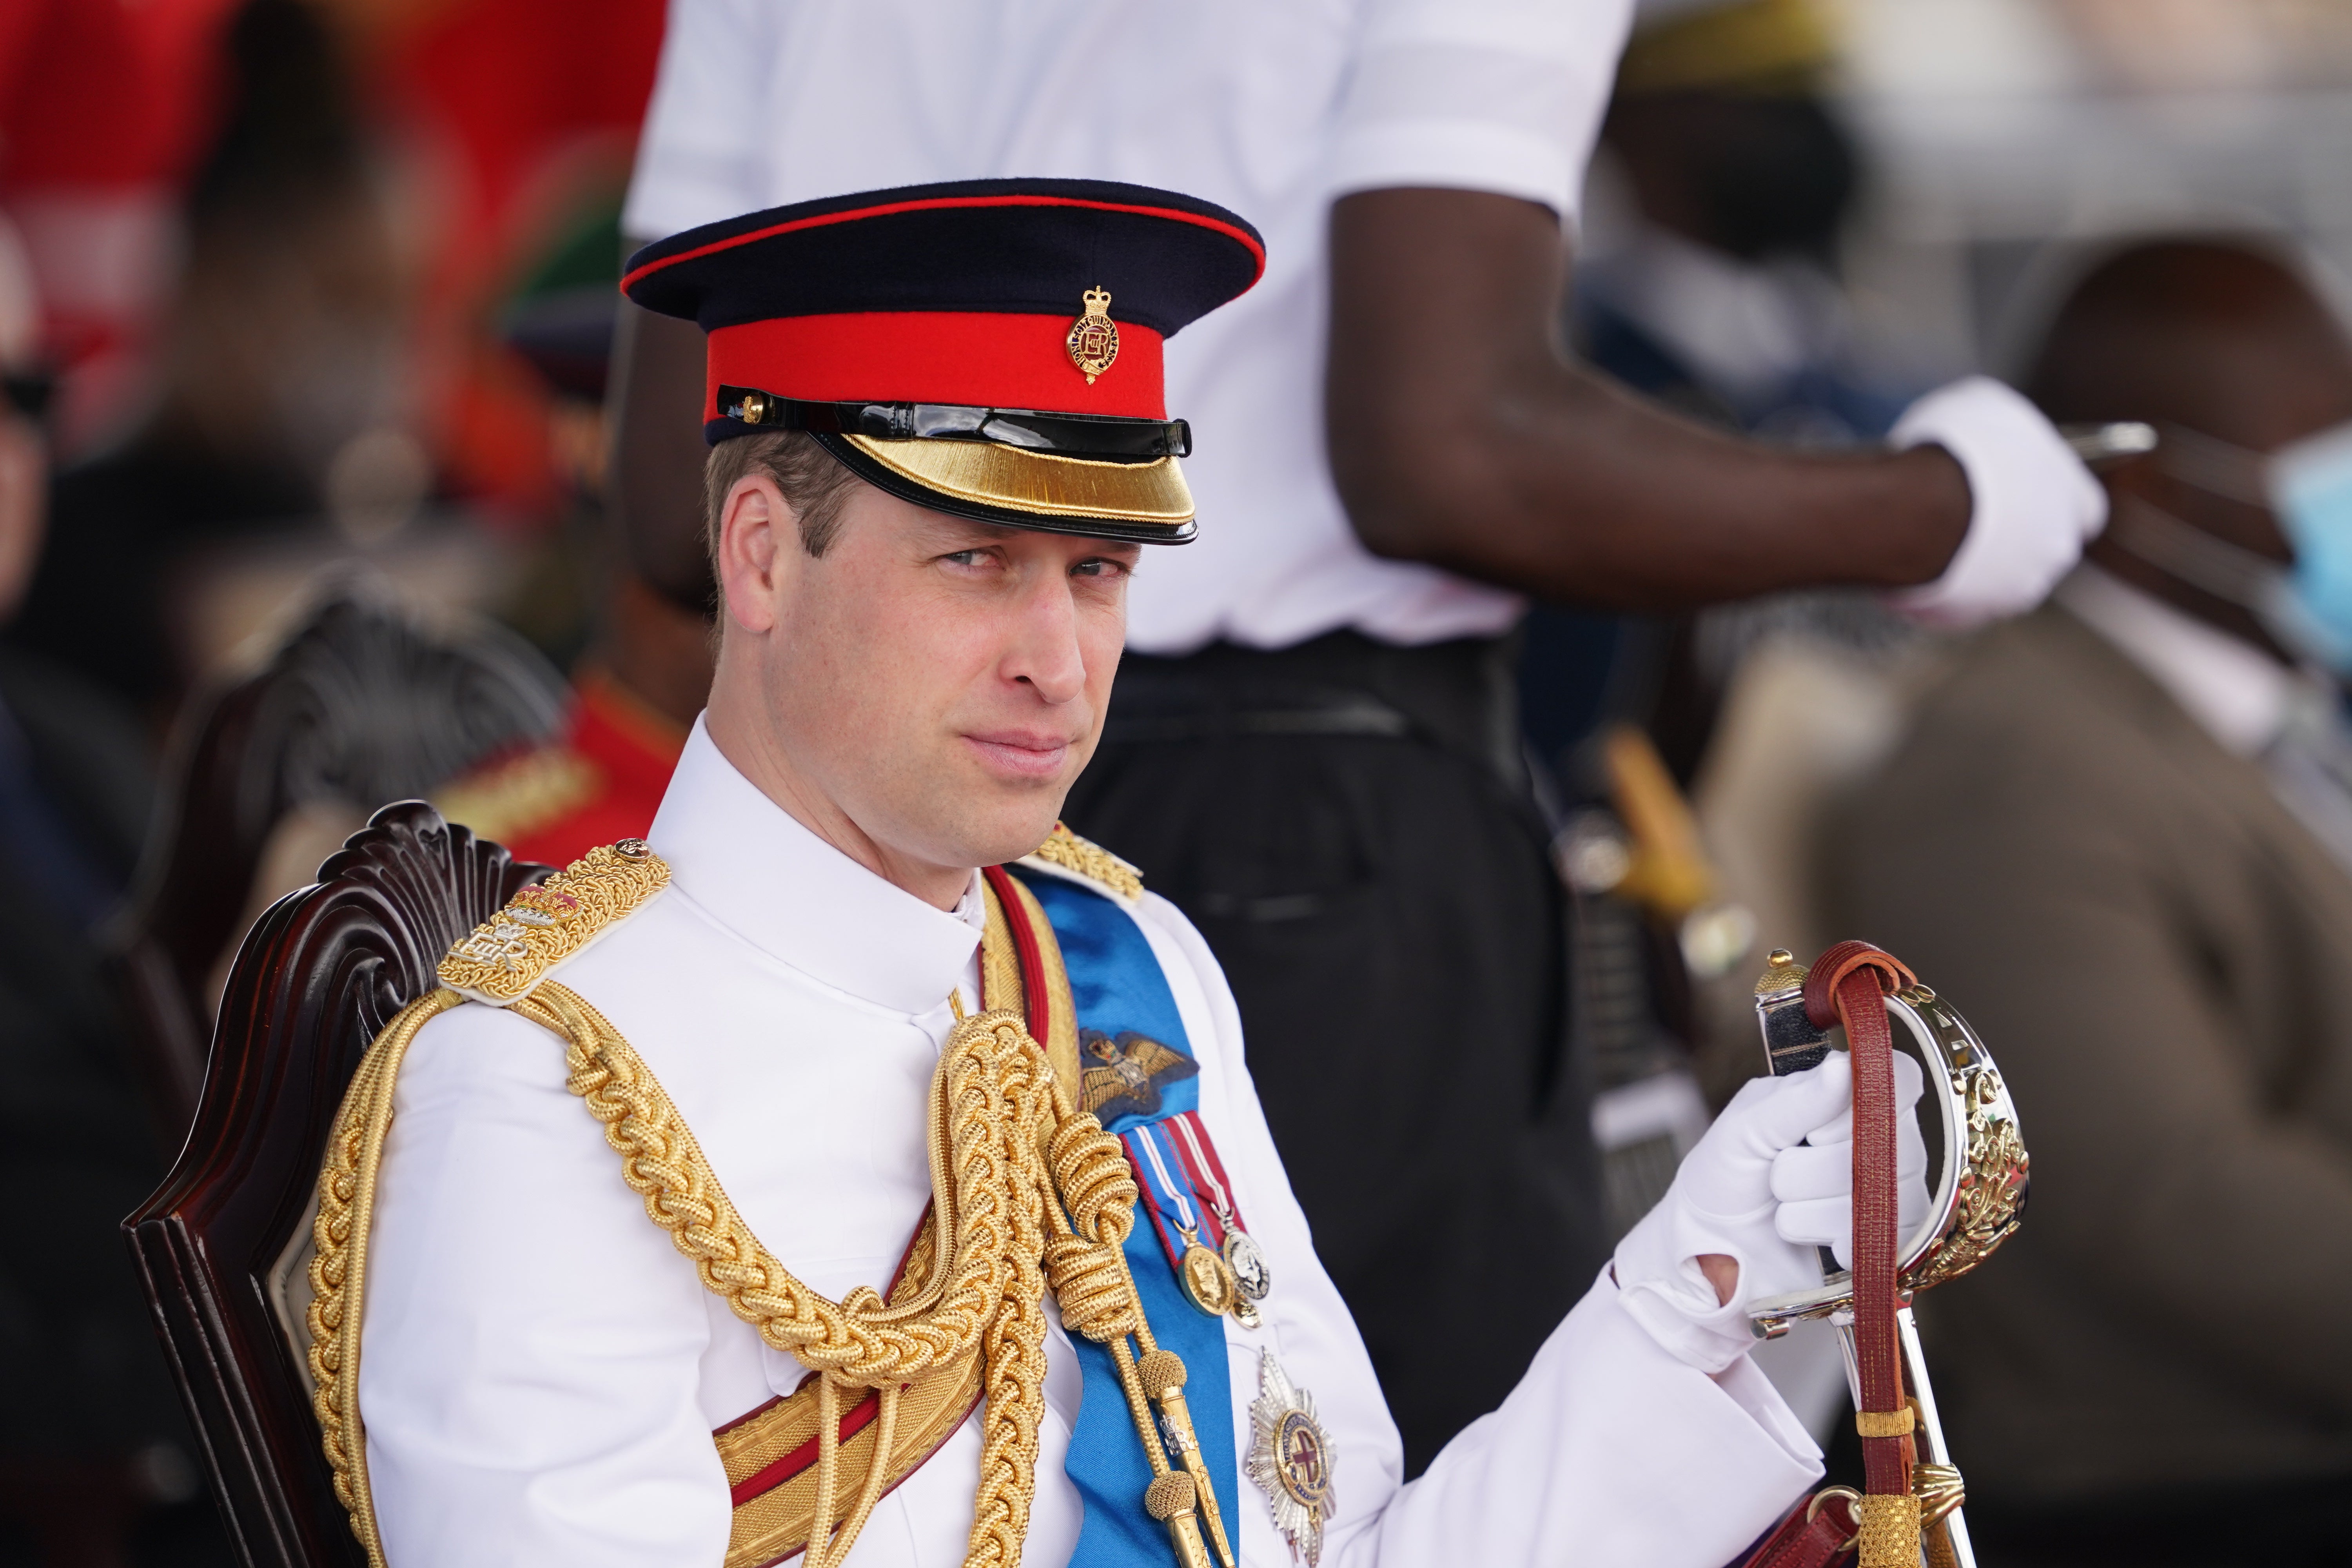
[{"xmin": 1140, "ymin": 1349, "xmax": 1236, "ymax": 1568}]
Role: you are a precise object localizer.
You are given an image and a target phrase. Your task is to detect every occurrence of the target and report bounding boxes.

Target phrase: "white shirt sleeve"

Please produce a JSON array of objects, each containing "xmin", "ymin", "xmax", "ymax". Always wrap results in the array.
[
  {"xmin": 1326, "ymin": 0, "xmax": 1638, "ymax": 223},
  {"xmin": 358, "ymin": 1002, "xmax": 732, "ymax": 1568},
  {"xmin": 621, "ymin": 0, "xmax": 781, "ymax": 241},
  {"xmin": 1344, "ymin": 1281, "xmax": 1824, "ymax": 1568},
  {"xmin": 1134, "ymin": 891, "xmax": 1824, "ymax": 1568}
]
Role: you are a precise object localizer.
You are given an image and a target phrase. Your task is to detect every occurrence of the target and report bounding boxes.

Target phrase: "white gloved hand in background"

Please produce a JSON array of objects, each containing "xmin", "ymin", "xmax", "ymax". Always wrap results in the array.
[
  {"xmin": 1888, "ymin": 374, "xmax": 2106, "ymax": 628},
  {"xmin": 1613, "ymin": 1052, "xmax": 1929, "ymax": 1373}
]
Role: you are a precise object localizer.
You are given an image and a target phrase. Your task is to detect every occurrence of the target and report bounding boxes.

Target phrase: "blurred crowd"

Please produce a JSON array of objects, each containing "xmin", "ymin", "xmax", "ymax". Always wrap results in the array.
[{"xmin": 5, "ymin": 0, "xmax": 2352, "ymax": 1563}]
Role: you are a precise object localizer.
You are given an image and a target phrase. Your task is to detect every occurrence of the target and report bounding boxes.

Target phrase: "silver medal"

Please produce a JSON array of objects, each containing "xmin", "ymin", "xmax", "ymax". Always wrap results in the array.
[{"xmin": 1223, "ymin": 1228, "xmax": 1272, "ymax": 1303}]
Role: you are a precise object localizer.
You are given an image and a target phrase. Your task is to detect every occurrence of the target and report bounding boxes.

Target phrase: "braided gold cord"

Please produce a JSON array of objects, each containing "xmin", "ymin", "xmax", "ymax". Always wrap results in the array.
[
  {"xmin": 305, "ymin": 946, "xmax": 1183, "ymax": 1568},
  {"xmin": 535, "ymin": 988, "xmax": 1091, "ymax": 1568},
  {"xmin": 531, "ymin": 984, "xmax": 1022, "ymax": 1384},
  {"xmin": 306, "ymin": 987, "xmax": 464, "ymax": 1568},
  {"xmin": 961, "ymin": 1036, "xmax": 1050, "ymax": 1568}
]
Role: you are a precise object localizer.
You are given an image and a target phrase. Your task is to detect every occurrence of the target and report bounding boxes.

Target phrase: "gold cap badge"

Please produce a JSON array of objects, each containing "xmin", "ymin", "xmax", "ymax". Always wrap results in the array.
[{"xmin": 1066, "ymin": 286, "xmax": 1119, "ymax": 384}]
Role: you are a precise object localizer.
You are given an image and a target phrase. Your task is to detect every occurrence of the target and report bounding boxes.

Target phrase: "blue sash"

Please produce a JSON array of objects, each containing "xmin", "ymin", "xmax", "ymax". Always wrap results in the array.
[{"xmin": 1010, "ymin": 868, "xmax": 1240, "ymax": 1568}]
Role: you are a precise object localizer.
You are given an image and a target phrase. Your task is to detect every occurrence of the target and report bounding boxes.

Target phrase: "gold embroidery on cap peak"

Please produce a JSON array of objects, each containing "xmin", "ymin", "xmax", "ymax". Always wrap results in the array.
[
  {"xmin": 840, "ymin": 436, "xmax": 1193, "ymax": 525},
  {"xmin": 1066, "ymin": 286, "xmax": 1120, "ymax": 384}
]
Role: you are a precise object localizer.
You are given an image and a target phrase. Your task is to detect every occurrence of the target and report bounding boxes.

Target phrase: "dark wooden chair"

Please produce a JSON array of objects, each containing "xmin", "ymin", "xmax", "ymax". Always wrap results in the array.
[
  {"xmin": 109, "ymin": 586, "xmax": 565, "ymax": 1142},
  {"xmin": 123, "ymin": 802, "xmax": 549, "ymax": 1568}
]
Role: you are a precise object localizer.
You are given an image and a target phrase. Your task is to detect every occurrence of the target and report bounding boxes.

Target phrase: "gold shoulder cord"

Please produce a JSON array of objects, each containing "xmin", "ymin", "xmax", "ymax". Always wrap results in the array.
[{"xmin": 307, "ymin": 837, "xmax": 1227, "ymax": 1568}]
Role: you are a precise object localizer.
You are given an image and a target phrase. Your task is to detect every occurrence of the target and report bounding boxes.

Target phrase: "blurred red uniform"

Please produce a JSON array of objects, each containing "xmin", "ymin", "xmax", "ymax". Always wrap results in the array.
[{"xmin": 436, "ymin": 668, "xmax": 685, "ymax": 870}]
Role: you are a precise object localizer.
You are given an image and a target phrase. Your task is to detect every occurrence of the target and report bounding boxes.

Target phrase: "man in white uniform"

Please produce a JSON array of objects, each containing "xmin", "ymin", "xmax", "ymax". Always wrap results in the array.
[
  {"xmin": 321, "ymin": 183, "xmax": 1926, "ymax": 1567},
  {"xmin": 608, "ymin": 2, "xmax": 2094, "ymax": 1472}
]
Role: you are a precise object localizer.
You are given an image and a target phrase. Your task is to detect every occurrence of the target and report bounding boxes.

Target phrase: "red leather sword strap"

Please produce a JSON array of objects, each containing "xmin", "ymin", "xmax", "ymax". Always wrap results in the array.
[
  {"xmin": 1734, "ymin": 940, "xmax": 1927, "ymax": 1568},
  {"xmin": 1803, "ymin": 941, "xmax": 1918, "ymax": 1505},
  {"xmin": 1738, "ymin": 1490, "xmax": 1862, "ymax": 1568}
]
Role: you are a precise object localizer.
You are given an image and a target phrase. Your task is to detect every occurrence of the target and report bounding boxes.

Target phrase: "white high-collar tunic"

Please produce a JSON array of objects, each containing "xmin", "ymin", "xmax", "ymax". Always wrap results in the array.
[{"xmin": 359, "ymin": 721, "xmax": 1821, "ymax": 1566}]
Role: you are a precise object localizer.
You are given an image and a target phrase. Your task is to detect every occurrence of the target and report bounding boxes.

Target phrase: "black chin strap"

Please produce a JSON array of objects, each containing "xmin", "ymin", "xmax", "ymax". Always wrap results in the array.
[{"xmin": 715, "ymin": 387, "xmax": 1190, "ymax": 460}]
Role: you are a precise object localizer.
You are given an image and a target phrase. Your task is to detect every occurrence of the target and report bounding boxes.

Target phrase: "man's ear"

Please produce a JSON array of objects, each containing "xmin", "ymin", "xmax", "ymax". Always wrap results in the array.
[{"xmin": 714, "ymin": 473, "xmax": 797, "ymax": 635}]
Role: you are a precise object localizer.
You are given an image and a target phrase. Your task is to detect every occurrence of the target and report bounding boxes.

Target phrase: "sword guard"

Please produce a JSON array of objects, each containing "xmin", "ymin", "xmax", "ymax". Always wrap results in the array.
[{"xmin": 1746, "ymin": 955, "xmax": 2028, "ymax": 1334}]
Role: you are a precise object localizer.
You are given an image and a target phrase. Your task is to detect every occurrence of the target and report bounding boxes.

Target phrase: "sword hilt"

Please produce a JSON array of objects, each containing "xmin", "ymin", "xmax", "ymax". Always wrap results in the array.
[{"xmin": 1749, "ymin": 946, "xmax": 2021, "ymax": 1568}]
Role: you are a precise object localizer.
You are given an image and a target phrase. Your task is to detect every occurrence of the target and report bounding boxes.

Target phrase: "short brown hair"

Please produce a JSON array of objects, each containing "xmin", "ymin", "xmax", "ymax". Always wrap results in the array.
[{"xmin": 702, "ymin": 430, "xmax": 861, "ymax": 561}]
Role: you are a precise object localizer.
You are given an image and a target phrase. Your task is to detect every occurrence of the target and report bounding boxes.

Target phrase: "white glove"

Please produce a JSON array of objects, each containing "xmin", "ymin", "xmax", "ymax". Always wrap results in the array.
[
  {"xmin": 1614, "ymin": 1053, "xmax": 1929, "ymax": 1373},
  {"xmin": 1770, "ymin": 1051, "xmax": 1929, "ymax": 1269},
  {"xmin": 1887, "ymin": 374, "xmax": 2106, "ymax": 628}
]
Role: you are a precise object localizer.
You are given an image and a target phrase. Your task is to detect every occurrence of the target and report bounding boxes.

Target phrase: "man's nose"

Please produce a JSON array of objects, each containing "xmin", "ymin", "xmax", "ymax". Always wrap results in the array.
[{"xmin": 1006, "ymin": 575, "xmax": 1089, "ymax": 704}]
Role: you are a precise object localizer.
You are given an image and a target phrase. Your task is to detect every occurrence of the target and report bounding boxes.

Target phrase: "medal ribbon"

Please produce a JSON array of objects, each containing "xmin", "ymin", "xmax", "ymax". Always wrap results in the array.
[
  {"xmin": 1125, "ymin": 1120, "xmax": 1217, "ymax": 1270},
  {"xmin": 1008, "ymin": 868, "xmax": 1240, "ymax": 1568},
  {"xmin": 1169, "ymin": 1110, "xmax": 1247, "ymax": 1242}
]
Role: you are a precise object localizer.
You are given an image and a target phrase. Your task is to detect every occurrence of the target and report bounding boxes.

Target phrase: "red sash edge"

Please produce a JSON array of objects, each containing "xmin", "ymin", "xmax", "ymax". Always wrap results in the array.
[
  {"xmin": 982, "ymin": 863, "xmax": 1055, "ymax": 1045},
  {"xmin": 727, "ymin": 1381, "xmax": 982, "ymax": 1566},
  {"xmin": 727, "ymin": 1381, "xmax": 893, "ymax": 1506}
]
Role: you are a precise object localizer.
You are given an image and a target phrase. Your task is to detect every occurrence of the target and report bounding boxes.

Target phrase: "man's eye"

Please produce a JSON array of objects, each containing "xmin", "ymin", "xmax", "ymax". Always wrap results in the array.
[
  {"xmin": 942, "ymin": 549, "xmax": 990, "ymax": 568},
  {"xmin": 1072, "ymin": 558, "xmax": 1129, "ymax": 579}
]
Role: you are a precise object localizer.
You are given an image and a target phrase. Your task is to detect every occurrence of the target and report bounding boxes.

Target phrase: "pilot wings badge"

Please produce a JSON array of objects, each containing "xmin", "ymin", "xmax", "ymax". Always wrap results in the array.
[
  {"xmin": 1078, "ymin": 1028, "xmax": 1198, "ymax": 1124},
  {"xmin": 1246, "ymin": 1351, "xmax": 1335, "ymax": 1566}
]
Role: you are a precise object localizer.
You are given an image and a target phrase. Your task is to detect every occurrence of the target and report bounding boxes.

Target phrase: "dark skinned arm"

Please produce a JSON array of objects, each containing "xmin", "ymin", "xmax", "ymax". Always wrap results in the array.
[
  {"xmin": 1326, "ymin": 187, "xmax": 1973, "ymax": 611},
  {"xmin": 610, "ymin": 294, "xmax": 719, "ymax": 613}
]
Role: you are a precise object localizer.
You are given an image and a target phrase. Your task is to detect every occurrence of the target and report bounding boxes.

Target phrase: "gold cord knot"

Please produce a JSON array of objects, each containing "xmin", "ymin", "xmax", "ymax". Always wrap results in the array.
[
  {"xmin": 1044, "ymin": 1233, "xmax": 1143, "ymax": 1342},
  {"xmin": 1049, "ymin": 1111, "xmax": 1138, "ymax": 1245}
]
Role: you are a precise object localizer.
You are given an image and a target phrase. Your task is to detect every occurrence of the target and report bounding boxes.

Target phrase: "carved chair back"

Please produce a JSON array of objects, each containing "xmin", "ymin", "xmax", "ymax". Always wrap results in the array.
[
  {"xmin": 110, "ymin": 587, "xmax": 564, "ymax": 1140},
  {"xmin": 123, "ymin": 802, "xmax": 547, "ymax": 1568}
]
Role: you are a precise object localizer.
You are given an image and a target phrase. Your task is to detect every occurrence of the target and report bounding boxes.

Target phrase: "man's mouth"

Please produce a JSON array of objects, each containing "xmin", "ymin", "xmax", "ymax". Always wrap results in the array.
[{"xmin": 961, "ymin": 729, "xmax": 1079, "ymax": 779}]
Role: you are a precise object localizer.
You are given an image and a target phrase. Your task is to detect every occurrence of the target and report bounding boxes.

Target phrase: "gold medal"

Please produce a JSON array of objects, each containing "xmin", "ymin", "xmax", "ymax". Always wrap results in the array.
[
  {"xmin": 1178, "ymin": 1231, "xmax": 1240, "ymax": 1317},
  {"xmin": 1065, "ymin": 285, "xmax": 1120, "ymax": 383},
  {"xmin": 1167, "ymin": 1113, "xmax": 1272, "ymax": 1324}
]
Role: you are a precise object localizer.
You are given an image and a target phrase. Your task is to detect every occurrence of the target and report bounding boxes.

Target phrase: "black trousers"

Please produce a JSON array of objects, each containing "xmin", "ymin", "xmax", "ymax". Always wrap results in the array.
[{"xmin": 1062, "ymin": 632, "xmax": 1606, "ymax": 1474}]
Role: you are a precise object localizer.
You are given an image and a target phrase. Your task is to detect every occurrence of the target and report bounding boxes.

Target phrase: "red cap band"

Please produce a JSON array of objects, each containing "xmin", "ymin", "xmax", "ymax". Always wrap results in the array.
[{"xmin": 705, "ymin": 311, "xmax": 1168, "ymax": 422}]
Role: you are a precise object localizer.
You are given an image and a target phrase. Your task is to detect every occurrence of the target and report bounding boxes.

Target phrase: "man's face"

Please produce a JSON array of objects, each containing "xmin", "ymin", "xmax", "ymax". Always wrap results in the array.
[{"xmin": 716, "ymin": 473, "xmax": 1138, "ymax": 878}]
